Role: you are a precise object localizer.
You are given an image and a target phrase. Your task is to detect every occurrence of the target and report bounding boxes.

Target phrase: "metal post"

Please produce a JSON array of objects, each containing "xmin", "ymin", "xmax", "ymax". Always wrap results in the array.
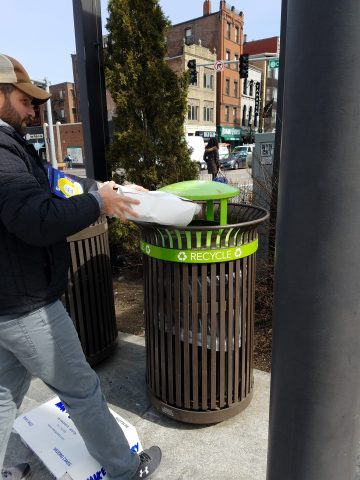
[
  {"xmin": 42, "ymin": 122, "xmax": 50, "ymax": 163},
  {"xmin": 268, "ymin": 0, "xmax": 287, "ymax": 262},
  {"xmin": 55, "ymin": 121, "xmax": 63, "ymax": 164},
  {"xmin": 72, "ymin": 0, "xmax": 110, "ymax": 181},
  {"xmin": 45, "ymin": 80, "xmax": 57, "ymax": 168},
  {"xmin": 267, "ymin": 1, "xmax": 360, "ymax": 479}
]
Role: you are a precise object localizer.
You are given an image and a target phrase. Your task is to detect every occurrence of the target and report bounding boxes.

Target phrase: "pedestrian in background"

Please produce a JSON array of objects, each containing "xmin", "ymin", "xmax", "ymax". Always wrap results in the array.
[
  {"xmin": 203, "ymin": 136, "xmax": 220, "ymax": 180},
  {"xmin": 64, "ymin": 153, "xmax": 73, "ymax": 169},
  {"xmin": 0, "ymin": 54, "xmax": 161, "ymax": 480}
]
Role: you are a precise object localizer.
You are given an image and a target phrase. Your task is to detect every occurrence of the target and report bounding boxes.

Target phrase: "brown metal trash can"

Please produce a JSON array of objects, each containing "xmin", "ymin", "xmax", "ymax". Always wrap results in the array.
[
  {"xmin": 62, "ymin": 215, "xmax": 118, "ymax": 366},
  {"xmin": 138, "ymin": 202, "xmax": 269, "ymax": 424}
]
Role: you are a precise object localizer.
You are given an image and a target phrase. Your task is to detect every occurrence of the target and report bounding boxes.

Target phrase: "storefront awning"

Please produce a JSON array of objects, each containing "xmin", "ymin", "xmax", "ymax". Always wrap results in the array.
[{"xmin": 217, "ymin": 126, "xmax": 242, "ymax": 141}]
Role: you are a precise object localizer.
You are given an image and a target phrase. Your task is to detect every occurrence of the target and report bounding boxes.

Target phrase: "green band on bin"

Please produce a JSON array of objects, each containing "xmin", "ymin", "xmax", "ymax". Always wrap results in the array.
[{"xmin": 140, "ymin": 239, "xmax": 258, "ymax": 264}]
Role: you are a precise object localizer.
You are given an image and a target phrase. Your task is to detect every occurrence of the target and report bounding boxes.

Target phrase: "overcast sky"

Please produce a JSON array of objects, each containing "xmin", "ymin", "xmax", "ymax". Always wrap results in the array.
[{"xmin": 0, "ymin": 0, "xmax": 281, "ymax": 85}]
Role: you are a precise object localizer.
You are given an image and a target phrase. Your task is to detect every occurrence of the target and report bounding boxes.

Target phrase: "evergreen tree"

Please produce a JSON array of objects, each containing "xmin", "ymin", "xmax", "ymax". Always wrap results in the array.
[{"xmin": 105, "ymin": 0, "xmax": 198, "ymax": 189}]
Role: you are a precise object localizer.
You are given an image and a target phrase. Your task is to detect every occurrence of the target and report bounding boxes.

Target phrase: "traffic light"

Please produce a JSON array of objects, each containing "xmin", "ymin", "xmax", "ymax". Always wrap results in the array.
[
  {"xmin": 187, "ymin": 59, "xmax": 197, "ymax": 85},
  {"xmin": 239, "ymin": 53, "xmax": 249, "ymax": 79}
]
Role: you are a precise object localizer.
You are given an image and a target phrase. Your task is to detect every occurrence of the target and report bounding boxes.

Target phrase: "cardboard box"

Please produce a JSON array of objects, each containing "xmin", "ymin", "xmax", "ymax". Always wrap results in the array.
[{"xmin": 13, "ymin": 396, "xmax": 142, "ymax": 480}]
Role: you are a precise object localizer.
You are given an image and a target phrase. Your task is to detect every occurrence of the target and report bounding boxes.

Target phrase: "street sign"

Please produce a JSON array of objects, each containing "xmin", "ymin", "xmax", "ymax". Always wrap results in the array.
[
  {"xmin": 214, "ymin": 60, "xmax": 224, "ymax": 72},
  {"xmin": 268, "ymin": 58, "xmax": 280, "ymax": 69}
]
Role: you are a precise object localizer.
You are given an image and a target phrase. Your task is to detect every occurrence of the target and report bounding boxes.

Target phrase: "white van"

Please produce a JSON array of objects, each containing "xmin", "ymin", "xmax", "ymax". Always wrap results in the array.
[{"xmin": 186, "ymin": 136, "xmax": 207, "ymax": 170}]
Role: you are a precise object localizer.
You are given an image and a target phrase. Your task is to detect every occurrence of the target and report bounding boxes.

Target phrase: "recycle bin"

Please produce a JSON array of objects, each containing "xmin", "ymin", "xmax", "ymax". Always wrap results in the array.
[
  {"xmin": 136, "ymin": 181, "xmax": 269, "ymax": 424},
  {"xmin": 62, "ymin": 214, "xmax": 118, "ymax": 366}
]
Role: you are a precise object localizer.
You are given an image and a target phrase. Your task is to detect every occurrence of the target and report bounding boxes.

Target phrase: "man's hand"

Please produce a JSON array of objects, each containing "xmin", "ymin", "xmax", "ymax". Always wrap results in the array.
[
  {"xmin": 125, "ymin": 183, "xmax": 149, "ymax": 193},
  {"xmin": 98, "ymin": 181, "xmax": 140, "ymax": 221}
]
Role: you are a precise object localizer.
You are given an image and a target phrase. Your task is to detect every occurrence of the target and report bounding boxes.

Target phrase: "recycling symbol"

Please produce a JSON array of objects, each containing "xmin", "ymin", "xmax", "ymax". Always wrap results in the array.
[
  {"xmin": 145, "ymin": 245, "xmax": 151, "ymax": 255},
  {"xmin": 177, "ymin": 251, "xmax": 188, "ymax": 262},
  {"xmin": 234, "ymin": 247, "xmax": 242, "ymax": 258}
]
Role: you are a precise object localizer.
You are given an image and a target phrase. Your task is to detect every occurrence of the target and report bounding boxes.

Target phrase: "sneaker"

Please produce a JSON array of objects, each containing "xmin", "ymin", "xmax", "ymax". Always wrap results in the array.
[
  {"xmin": 1, "ymin": 463, "xmax": 31, "ymax": 479},
  {"xmin": 130, "ymin": 446, "xmax": 162, "ymax": 479}
]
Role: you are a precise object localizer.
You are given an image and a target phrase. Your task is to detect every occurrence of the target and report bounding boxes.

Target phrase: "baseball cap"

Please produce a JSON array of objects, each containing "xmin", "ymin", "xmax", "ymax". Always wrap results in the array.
[{"xmin": 0, "ymin": 54, "xmax": 51, "ymax": 104}]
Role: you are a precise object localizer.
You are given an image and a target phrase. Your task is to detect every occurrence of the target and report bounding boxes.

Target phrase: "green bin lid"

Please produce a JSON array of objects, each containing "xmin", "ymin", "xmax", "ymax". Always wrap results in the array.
[{"xmin": 159, "ymin": 180, "xmax": 239, "ymax": 201}]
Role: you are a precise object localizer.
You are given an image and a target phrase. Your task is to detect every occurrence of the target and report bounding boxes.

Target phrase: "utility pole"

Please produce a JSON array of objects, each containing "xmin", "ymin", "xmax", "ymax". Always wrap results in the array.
[
  {"xmin": 268, "ymin": 0, "xmax": 287, "ymax": 263},
  {"xmin": 72, "ymin": 0, "xmax": 109, "ymax": 181},
  {"xmin": 44, "ymin": 79, "xmax": 57, "ymax": 168},
  {"xmin": 266, "ymin": 1, "xmax": 360, "ymax": 479},
  {"xmin": 55, "ymin": 121, "xmax": 63, "ymax": 164}
]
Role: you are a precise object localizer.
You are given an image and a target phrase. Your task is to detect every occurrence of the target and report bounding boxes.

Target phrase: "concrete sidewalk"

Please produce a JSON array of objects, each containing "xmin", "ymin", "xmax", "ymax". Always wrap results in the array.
[{"xmin": 4, "ymin": 332, "xmax": 270, "ymax": 480}]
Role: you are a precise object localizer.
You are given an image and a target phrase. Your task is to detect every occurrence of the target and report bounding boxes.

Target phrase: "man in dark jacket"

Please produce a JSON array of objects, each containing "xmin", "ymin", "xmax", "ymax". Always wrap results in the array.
[{"xmin": 0, "ymin": 54, "xmax": 161, "ymax": 480}]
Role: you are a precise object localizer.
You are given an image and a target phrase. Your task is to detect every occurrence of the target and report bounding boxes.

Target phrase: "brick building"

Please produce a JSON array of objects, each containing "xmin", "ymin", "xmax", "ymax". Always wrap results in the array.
[
  {"xmin": 41, "ymin": 82, "xmax": 78, "ymax": 125},
  {"xmin": 26, "ymin": 122, "xmax": 85, "ymax": 167},
  {"xmin": 26, "ymin": 77, "xmax": 84, "ymax": 166},
  {"xmin": 166, "ymin": 0, "xmax": 246, "ymax": 147},
  {"xmin": 54, "ymin": 122, "xmax": 85, "ymax": 165}
]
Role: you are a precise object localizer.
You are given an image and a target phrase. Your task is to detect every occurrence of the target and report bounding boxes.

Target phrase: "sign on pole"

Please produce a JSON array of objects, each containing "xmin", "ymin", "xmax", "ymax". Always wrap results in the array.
[
  {"xmin": 214, "ymin": 60, "xmax": 224, "ymax": 72},
  {"xmin": 268, "ymin": 58, "xmax": 280, "ymax": 69}
]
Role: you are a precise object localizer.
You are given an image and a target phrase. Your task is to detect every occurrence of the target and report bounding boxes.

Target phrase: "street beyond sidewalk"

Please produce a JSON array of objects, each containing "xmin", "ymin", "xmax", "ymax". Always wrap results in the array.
[
  {"xmin": 4, "ymin": 332, "xmax": 270, "ymax": 480},
  {"xmin": 70, "ymin": 165, "xmax": 252, "ymax": 186}
]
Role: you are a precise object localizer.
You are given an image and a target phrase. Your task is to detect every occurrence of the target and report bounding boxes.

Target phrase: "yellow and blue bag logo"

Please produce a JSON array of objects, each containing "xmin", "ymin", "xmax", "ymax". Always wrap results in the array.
[
  {"xmin": 46, "ymin": 165, "xmax": 84, "ymax": 199},
  {"xmin": 56, "ymin": 176, "xmax": 83, "ymax": 198}
]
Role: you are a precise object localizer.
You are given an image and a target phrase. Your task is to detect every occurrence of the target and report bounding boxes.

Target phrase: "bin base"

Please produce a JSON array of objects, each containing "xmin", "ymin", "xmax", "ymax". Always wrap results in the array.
[
  {"xmin": 86, "ymin": 335, "xmax": 118, "ymax": 367},
  {"xmin": 148, "ymin": 387, "xmax": 254, "ymax": 424}
]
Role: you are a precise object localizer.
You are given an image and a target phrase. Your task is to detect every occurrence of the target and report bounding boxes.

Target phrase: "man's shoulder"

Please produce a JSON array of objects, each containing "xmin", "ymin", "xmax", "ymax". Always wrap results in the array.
[
  {"xmin": 0, "ymin": 126, "xmax": 25, "ymax": 150},
  {"xmin": 0, "ymin": 128, "xmax": 31, "ymax": 173}
]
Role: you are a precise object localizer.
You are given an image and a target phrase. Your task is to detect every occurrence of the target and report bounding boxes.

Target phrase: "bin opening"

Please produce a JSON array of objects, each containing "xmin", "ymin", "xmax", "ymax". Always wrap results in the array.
[{"xmin": 189, "ymin": 219, "xmax": 220, "ymax": 227}]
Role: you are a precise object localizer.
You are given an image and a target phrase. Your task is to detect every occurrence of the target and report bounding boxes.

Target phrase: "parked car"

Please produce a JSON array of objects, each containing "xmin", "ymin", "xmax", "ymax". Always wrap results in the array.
[
  {"xmin": 233, "ymin": 144, "xmax": 254, "ymax": 168},
  {"xmin": 219, "ymin": 151, "xmax": 247, "ymax": 170}
]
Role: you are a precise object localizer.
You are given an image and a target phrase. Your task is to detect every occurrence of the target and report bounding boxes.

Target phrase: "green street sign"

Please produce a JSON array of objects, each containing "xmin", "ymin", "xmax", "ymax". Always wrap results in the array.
[{"xmin": 268, "ymin": 58, "xmax": 280, "ymax": 69}]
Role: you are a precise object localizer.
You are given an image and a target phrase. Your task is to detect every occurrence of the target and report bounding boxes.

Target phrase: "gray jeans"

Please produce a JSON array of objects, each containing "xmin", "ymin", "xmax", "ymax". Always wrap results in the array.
[{"xmin": 0, "ymin": 300, "xmax": 139, "ymax": 479}]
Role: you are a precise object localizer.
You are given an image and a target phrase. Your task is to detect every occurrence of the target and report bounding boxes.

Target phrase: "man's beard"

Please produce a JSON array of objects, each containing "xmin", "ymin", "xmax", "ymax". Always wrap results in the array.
[{"xmin": 0, "ymin": 96, "xmax": 31, "ymax": 136}]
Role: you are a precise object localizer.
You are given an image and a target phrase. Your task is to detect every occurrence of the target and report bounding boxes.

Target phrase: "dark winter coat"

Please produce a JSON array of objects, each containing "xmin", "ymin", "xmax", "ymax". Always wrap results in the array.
[
  {"xmin": 203, "ymin": 147, "xmax": 219, "ymax": 175},
  {"xmin": 0, "ymin": 125, "xmax": 100, "ymax": 314}
]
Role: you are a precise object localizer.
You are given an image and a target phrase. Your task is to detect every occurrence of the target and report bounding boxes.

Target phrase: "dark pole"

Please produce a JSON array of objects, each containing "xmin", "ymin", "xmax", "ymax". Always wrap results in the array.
[
  {"xmin": 72, "ymin": 0, "xmax": 109, "ymax": 181},
  {"xmin": 268, "ymin": 0, "xmax": 287, "ymax": 260},
  {"xmin": 267, "ymin": 1, "xmax": 360, "ymax": 479}
]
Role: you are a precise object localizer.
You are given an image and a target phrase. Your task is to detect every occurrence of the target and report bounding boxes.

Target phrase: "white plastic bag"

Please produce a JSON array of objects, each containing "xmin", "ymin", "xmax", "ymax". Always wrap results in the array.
[{"xmin": 118, "ymin": 186, "xmax": 200, "ymax": 227}]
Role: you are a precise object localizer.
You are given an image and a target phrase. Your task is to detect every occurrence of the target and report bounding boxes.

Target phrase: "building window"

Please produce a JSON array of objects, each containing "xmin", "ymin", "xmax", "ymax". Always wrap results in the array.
[
  {"xmin": 235, "ymin": 26, "xmax": 239, "ymax": 43},
  {"xmin": 185, "ymin": 27, "xmax": 193, "ymax": 45},
  {"xmin": 203, "ymin": 107, "xmax": 213, "ymax": 122},
  {"xmin": 60, "ymin": 108, "xmax": 65, "ymax": 119},
  {"xmin": 233, "ymin": 107, "xmax": 237, "ymax": 123},
  {"xmin": 233, "ymin": 80, "xmax": 238, "ymax": 97},
  {"xmin": 188, "ymin": 104, "xmax": 198, "ymax": 120},
  {"xmin": 242, "ymin": 105, "xmax": 247, "ymax": 126},
  {"xmin": 225, "ymin": 78, "xmax": 230, "ymax": 96},
  {"xmin": 249, "ymin": 80, "xmax": 254, "ymax": 96},
  {"xmin": 59, "ymin": 90, "xmax": 64, "ymax": 100},
  {"xmin": 234, "ymin": 53, "xmax": 239, "ymax": 71},
  {"xmin": 225, "ymin": 106, "xmax": 229, "ymax": 123},
  {"xmin": 243, "ymin": 79, "xmax": 248, "ymax": 95},
  {"xmin": 226, "ymin": 22, "xmax": 231, "ymax": 39},
  {"xmin": 248, "ymin": 106, "xmax": 253, "ymax": 125},
  {"xmin": 226, "ymin": 50, "xmax": 230, "ymax": 68},
  {"xmin": 203, "ymin": 73, "xmax": 214, "ymax": 89}
]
